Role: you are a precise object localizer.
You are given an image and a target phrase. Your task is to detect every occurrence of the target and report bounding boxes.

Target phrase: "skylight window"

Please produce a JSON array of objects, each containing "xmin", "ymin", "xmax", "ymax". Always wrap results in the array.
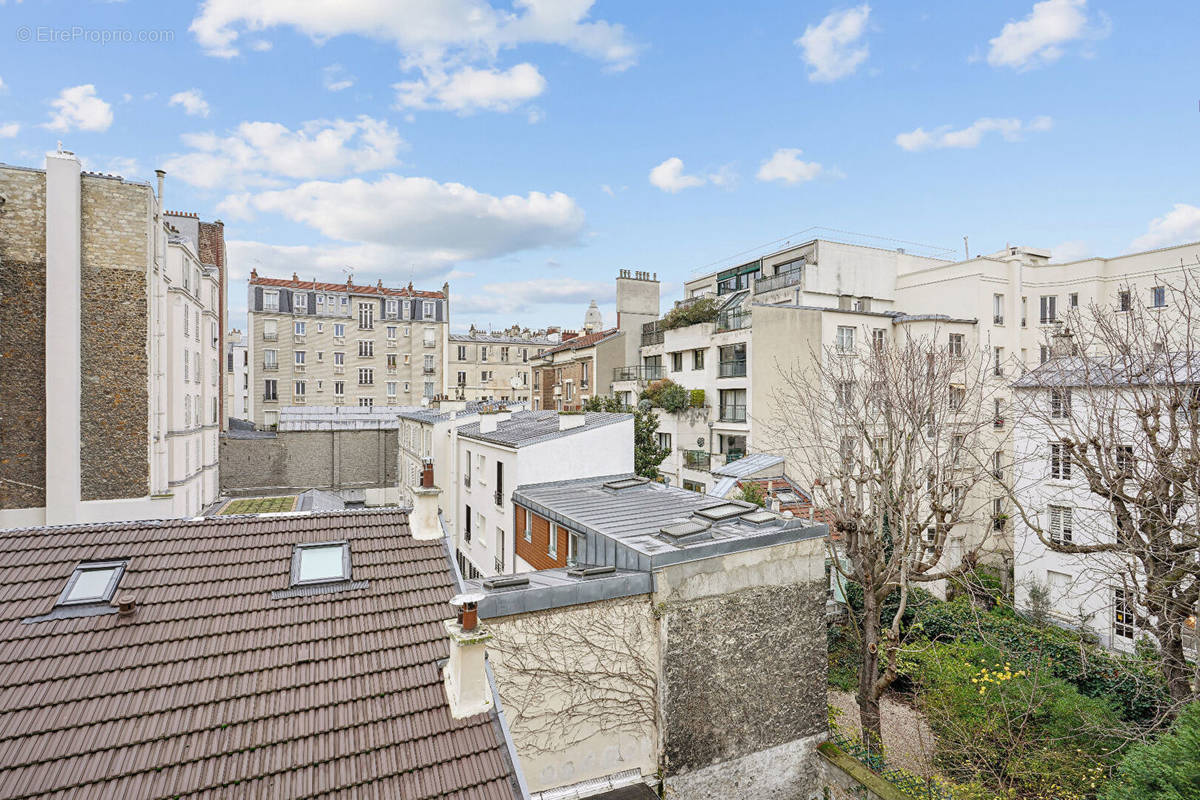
[
  {"xmin": 57, "ymin": 561, "xmax": 126, "ymax": 606},
  {"xmin": 291, "ymin": 542, "xmax": 350, "ymax": 585}
]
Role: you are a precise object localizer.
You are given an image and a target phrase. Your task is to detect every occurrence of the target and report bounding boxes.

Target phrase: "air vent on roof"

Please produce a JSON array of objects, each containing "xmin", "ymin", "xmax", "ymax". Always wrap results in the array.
[
  {"xmin": 566, "ymin": 565, "xmax": 617, "ymax": 578},
  {"xmin": 740, "ymin": 510, "xmax": 780, "ymax": 525},
  {"xmin": 602, "ymin": 476, "xmax": 651, "ymax": 493},
  {"xmin": 658, "ymin": 520, "xmax": 714, "ymax": 545},
  {"xmin": 694, "ymin": 503, "xmax": 751, "ymax": 522},
  {"xmin": 482, "ymin": 576, "xmax": 530, "ymax": 590}
]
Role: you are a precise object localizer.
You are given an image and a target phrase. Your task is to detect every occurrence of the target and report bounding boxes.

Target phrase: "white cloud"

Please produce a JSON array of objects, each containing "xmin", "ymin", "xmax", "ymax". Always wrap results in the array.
[
  {"xmin": 322, "ymin": 64, "xmax": 355, "ymax": 92},
  {"xmin": 44, "ymin": 84, "xmax": 113, "ymax": 132},
  {"xmin": 895, "ymin": 116, "xmax": 1053, "ymax": 151},
  {"xmin": 1129, "ymin": 204, "xmax": 1200, "ymax": 252},
  {"xmin": 189, "ymin": 0, "xmax": 637, "ymax": 69},
  {"xmin": 0, "ymin": 122, "xmax": 19, "ymax": 138},
  {"xmin": 1049, "ymin": 240, "xmax": 1091, "ymax": 262},
  {"xmin": 233, "ymin": 174, "xmax": 585, "ymax": 265},
  {"xmin": 455, "ymin": 277, "xmax": 612, "ymax": 315},
  {"xmin": 986, "ymin": 0, "xmax": 1109, "ymax": 70},
  {"xmin": 0, "ymin": 77, "xmax": 6, "ymax": 93},
  {"xmin": 249, "ymin": 39, "xmax": 273, "ymax": 51},
  {"xmin": 649, "ymin": 157, "xmax": 706, "ymax": 193},
  {"xmin": 395, "ymin": 63, "xmax": 546, "ymax": 113},
  {"xmin": 526, "ymin": 106, "xmax": 545, "ymax": 124},
  {"xmin": 796, "ymin": 4, "xmax": 870, "ymax": 83},
  {"xmin": 163, "ymin": 115, "xmax": 405, "ymax": 189},
  {"xmin": 756, "ymin": 148, "xmax": 824, "ymax": 184},
  {"xmin": 168, "ymin": 89, "xmax": 211, "ymax": 117}
]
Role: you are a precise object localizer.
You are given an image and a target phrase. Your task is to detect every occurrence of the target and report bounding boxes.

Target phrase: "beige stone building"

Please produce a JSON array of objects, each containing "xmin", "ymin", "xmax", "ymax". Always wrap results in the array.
[
  {"xmin": 246, "ymin": 272, "xmax": 449, "ymax": 428},
  {"xmin": 449, "ymin": 326, "xmax": 557, "ymax": 403}
]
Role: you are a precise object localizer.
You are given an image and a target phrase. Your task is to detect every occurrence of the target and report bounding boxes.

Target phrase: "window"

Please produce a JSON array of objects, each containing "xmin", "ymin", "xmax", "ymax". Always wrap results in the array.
[
  {"xmin": 671, "ymin": 352, "xmax": 683, "ymax": 372},
  {"xmin": 495, "ymin": 528, "xmax": 505, "ymax": 572},
  {"xmin": 264, "ymin": 379, "xmax": 278, "ymax": 400},
  {"xmin": 424, "ymin": 354, "xmax": 435, "ymax": 373},
  {"xmin": 523, "ymin": 510, "xmax": 532, "ymax": 542},
  {"xmin": 359, "ymin": 397, "xmax": 374, "ymax": 407},
  {"xmin": 992, "ymin": 450, "xmax": 1003, "ymax": 479},
  {"xmin": 387, "ymin": 353, "xmax": 397, "ymax": 369},
  {"xmin": 358, "ymin": 302, "xmax": 375, "ymax": 329},
  {"xmin": 1050, "ymin": 441, "xmax": 1072, "ymax": 480},
  {"xmin": 386, "ymin": 298, "xmax": 398, "ymax": 318},
  {"xmin": 1113, "ymin": 588, "xmax": 1134, "ymax": 639},
  {"xmin": 548, "ymin": 523, "xmax": 558, "ymax": 559},
  {"xmin": 357, "ymin": 367, "xmax": 376, "ymax": 385},
  {"xmin": 458, "ymin": 345, "xmax": 468, "ymax": 361},
  {"xmin": 387, "ymin": 381, "xmax": 397, "ymax": 397},
  {"xmin": 481, "ymin": 346, "xmax": 488, "ymax": 363},
  {"xmin": 948, "ymin": 384, "xmax": 965, "ymax": 411},
  {"xmin": 334, "ymin": 351, "xmax": 344, "ymax": 366},
  {"xmin": 1021, "ymin": 296, "xmax": 1027, "ymax": 327},
  {"xmin": 836, "ymin": 326, "xmax": 855, "ymax": 353},
  {"xmin": 500, "ymin": 346, "xmax": 510, "ymax": 361},
  {"xmin": 1050, "ymin": 388, "xmax": 1071, "ymax": 418},
  {"xmin": 457, "ymin": 371, "xmax": 467, "ymax": 385},
  {"xmin": 387, "ymin": 326, "xmax": 397, "ymax": 341},
  {"xmin": 317, "ymin": 294, "xmax": 325, "ymax": 308},
  {"xmin": 291, "ymin": 542, "xmax": 350, "ymax": 585},
  {"xmin": 581, "ymin": 361, "xmax": 590, "ymax": 387},
  {"xmin": 183, "ymin": 308, "xmax": 190, "ymax": 337},
  {"xmin": 835, "ymin": 381, "xmax": 854, "ymax": 407},
  {"xmin": 1118, "ymin": 289, "xmax": 1131, "ymax": 312},
  {"xmin": 948, "ymin": 333, "xmax": 964, "ymax": 358},
  {"xmin": 993, "ymin": 293, "xmax": 1004, "ymax": 325},
  {"xmin": 465, "ymin": 450, "xmax": 472, "ymax": 486},
  {"xmin": 993, "ymin": 347, "xmax": 1003, "ymax": 377},
  {"xmin": 334, "ymin": 323, "xmax": 345, "ymax": 338},
  {"xmin": 657, "ymin": 432, "xmax": 672, "ymax": 450},
  {"xmin": 1069, "ymin": 292, "xmax": 1079, "ymax": 308},
  {"xmin": 359, "ymin": 340, "xmax": 374, "ymax": 357},
  {"xmin": 872, "ymin": 328, "xmax": 886, "ymax": 352},
  {"xmin": 992, "ymin": 498, "xmax": 1005, "ymax": 531},
  {"xmin": 294, "ymin": 380, "xmax": 306, "ymax": 397},
  {"xmin": 404, "ymin": 326, "xmax": 411, "ymax": 338},
  {"xmin": 424, "ymin": 301, "xmax": 435, "ymax": 318},
  {"xmin": 264, "ymin": 290, "xmax": 279, "ymax": 311},
  {"xmin": 1151, "ymin": 286, "xmax": 1166, "ymax": 308},
  {"xmin": 1049, "ymin": 505, "xmax": 1073, "ymax": 544},
  {"xmin": 1116, "ymin": 444, "xmax": 1134, "ymax": 475},
  {"xmin": 1039, "ymin": 295, "xmax": 1057, "ymax": 324},
  {"xmin": 693, "ymin": 349, "xmax": 705, "ymax": 369},
  {"xmin": 57, "ymin": 561, "xmax": 126, "ymax": 606},
  {"xmin": 334, "ymin": 381, "xmax": 344, "ymax": 396},
  {"xmin": 1040, "ymin": 345, "xmax": 1050, "ymax": 364},
  {"xmin": 423, "ymin": 328, "xmax": 437, "ymax": 348},
  {"xmin": 316, "ymin": 351, "xmax": 324, "ymax": 362},
  {"xmin": 295, "ymin": 293, "xmax": 308, "ymax": 313},
  {"xmin": 183, "ymin": 350, "xmax": 189, "ymax": 382},
  {"xmin": 295, "ymin": 350, "xmax": 306, "ymax": 366}
]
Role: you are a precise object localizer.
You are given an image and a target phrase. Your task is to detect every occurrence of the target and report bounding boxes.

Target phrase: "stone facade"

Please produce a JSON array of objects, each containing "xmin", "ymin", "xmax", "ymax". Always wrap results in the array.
[
  {"xmin": 220, "ymin": 429, "xmax": 398, "ymax": 494},
  {"xmin": 0, "ymin": 167, "xmax": 48, "ymax": 510}
]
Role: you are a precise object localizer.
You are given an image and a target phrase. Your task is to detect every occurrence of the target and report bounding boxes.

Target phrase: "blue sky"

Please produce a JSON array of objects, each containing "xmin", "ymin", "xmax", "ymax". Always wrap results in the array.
[{"xmin": 2, "ymin": 0, "xmax": 1198, "ymax": 333}]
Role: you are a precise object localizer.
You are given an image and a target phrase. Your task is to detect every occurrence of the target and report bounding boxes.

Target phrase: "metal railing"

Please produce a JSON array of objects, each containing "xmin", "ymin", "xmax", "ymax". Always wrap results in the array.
[
  {"xmin": 725, "ymin": 451, "xmax": 745, "ymax": 464},
  {"xmin": 262, "ymin": 332, "xmax": 277, "ymax": 341},
  {"xmin": 682, "ymin": 450, "xmax": 711, "ymax": 471},
  {"xmin": 715, "ymin": 309, "xmax": 751, "ymax": 331},
  {"xmin": 423, "ymin": 367, "xmax": 436, "ymax": 375},
  {"xmin": 495, "ymin": 554, "xmax": 504, "ymax": 573},
  {"xmin": 494, "ymin": 489, "xmax": 503, "ymax": 507},
  {"xmin": 719, "ymin": 404, "xmax": 747, "ymax": 422},
  {"xmin": 753, "ymin": 269, "xmax": 803, "ymax": 294},
  {"xmin": 262, "ymin": 362, "xmax": 278, "ymax": 371},
  {"xmin": 718, "ymin": 360, "xmax": 746, "ymax": 378},
  {"xmin": 613, "ymin": 365, "xmax": 665, "ymax": 382}
]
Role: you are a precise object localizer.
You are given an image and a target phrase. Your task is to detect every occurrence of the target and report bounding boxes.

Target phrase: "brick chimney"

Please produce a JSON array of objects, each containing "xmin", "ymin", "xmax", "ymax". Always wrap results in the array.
[{"xmin": 442, "ymin": 592, "xmax": 494, "ymax": 719}]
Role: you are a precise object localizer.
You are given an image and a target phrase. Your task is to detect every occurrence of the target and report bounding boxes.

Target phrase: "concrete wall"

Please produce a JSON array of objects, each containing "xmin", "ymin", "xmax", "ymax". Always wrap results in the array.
[{"xmin": 220, "ymin": 428, "xmax": 398, "ymax": 494}]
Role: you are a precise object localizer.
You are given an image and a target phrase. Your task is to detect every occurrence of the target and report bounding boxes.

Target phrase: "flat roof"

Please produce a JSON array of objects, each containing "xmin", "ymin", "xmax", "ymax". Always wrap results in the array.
[{"xmin": 458, "ymin": 410, "xmax": 631, "ymax": 448}]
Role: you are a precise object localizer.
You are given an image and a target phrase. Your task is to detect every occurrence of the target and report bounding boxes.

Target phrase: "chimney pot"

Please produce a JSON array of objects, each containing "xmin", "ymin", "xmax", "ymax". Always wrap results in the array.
[
  {"xmin": 116, "ymin": 595, "xmax": 137, "ymax": 616},
  {"xmin": 421, "ymin": 458, "xmax": 434, "ymax": 488}
]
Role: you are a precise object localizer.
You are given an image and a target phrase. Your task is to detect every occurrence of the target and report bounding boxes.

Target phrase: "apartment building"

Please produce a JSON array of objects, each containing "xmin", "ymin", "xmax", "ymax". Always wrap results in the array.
[
  {"xmin": 246, "ymin": 271, "xmax": 449, "ymax": 428},
  {"xmin": 449, "ymin": 326, "xmax": 556, "ymax": 403},
  {"xmin": 453, "ymin": 409, "xmax": 633, "ymax": 578},
  {"xmin": 224, "ymin": 329, "xmax": 251, "ymax": 422},
  {"xmin": 531, "ymin": 328, "xmax": 625, "ymax": 410}
]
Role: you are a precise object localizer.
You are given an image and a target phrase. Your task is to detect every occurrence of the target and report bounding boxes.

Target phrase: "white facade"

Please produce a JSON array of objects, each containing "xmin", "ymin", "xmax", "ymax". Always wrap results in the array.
[
  {"xmin": 224, "ymin": 330, "xmax": 251, "ymax": 423},
  {"xmin": 452, "ymin": 412, "xmax": 634, "ymax": 578}
]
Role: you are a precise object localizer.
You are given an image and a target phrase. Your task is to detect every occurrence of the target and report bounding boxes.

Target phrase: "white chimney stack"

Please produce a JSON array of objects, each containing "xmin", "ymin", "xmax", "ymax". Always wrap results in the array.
[
  {"xmin": 443, "ymin": 592, "xmax": 494, "ymax": 719},
  {"xmin": 559, "ymin": 412, "xmax": 586, "ymax": 431},
  {"xmin": 479, "ymin": 413, "xmax": 498, "ymax": 434}
]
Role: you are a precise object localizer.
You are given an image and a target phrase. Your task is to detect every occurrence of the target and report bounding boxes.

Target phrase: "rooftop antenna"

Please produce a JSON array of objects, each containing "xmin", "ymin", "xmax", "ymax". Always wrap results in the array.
[
  {"xmin": 963, "ymin": 236, "xmax": 969, "ymax": 260},
  {"xmin": 341, "ymin": 264, "xmax": 354, "ymax": 283}
]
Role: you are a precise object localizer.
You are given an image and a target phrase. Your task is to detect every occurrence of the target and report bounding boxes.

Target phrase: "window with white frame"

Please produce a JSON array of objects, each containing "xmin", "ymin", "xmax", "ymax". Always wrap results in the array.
[
  {"xmin": 358, "ymin": 302, "xmax": 375, "ymax": 329},
  {"xmin": 523, "ymin": 509, "xmax": 532, "ymax": 542},
  {"xmin": 835, "ymin": 326, "xmax": 855, "ymax": 353},
  {"xmin": 1050, "ymin": 388, "xmax": 1071, "ymax": 418},
  {"xmin": 295, "ymin": 350, "xmax": 306, "ymax": 366},
  {"xmin": 1151, "ymin": 286, "xmax": 1166, "ymax": 308},
  {"xmin": 359, "ymin": 340, "xmax": 374, "ymax": 357},
  {"xmin": 295, "ymin": 293, "xmax": 308, "ymax": 312},
  {"xmin": 264, "ymin": 379, "xmax": 277, "ymax": 400},
  {"xmin": 334, "ymin": 351, "xmax": 344, "ymax": 365},
  {"xmin": 871, "ymin": 328, "xmax": 886, "ymax": 352},
  {"xmin": 948, "ymin": 333, "xmax": 964, "ymax": 358},
  {"xmin": 386, "ymin": 298, "xmax": 398, "ymax": 318},
  {"xmin": 334, "ymin": 323, "xmax": 345, "ymax": 338},
  {"xmin": 359, "ymin": 397, "xmax": 374, "ymax": 407},
  {"xmin": 387, "ymin": 381, "xmax": 397, "ymax": 397},
  {"xmin": 294, "ymin": 380, "xmax": 306, "ymax": 397},
  {"xmin": 387, "ymin": 326, "xmax": 397, "ymax": 341},
  {"xmin": 1050, "ymin": 441, "xmax": 1072, "ymax": 480},
  {"xmin": 183, "ymin": 350, "xmax": 190, "ymax": 381},
  {"xmin": 548, "ymin": 523, "xmax": 558, "ymax": 559},
  {"xmin": 1048, "ymin": 505, "xmax": 1073, "ymax": 544},
  {"xmin": 1113, "ymin": 588, "xmax": 1134, "ymax": 639},
  {"xmin": 424, "ymin": 328, "xmax": 436, "ymax": 347},
  {"xmin": 1118, "ymin": 289, "xmax": 1131, "ymax": 312},
  {"xmin": 358, "ymin": 368, "xmax": 374, "ymax": 385},
  {"xmin": 295, "ymin": 320, "xmax": 306, "ymax": 336},
  {"xmin": 1039, "ymin": 295, "xmax": 1057, "ymax": 324},
  {"xmin": 423, "ymin": 301, "xmax": 435, "ymax": 318},
  {"xmin": 334, "ymin": 381, "xmax": 344, "ymax": 396},
  {"xmin": 264, "ymin": 290, "xmax": 279, "ymax": 311}
]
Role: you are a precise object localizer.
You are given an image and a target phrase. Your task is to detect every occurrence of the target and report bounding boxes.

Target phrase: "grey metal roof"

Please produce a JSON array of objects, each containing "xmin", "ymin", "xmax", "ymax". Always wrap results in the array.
[
  {"xmin": 712, "ymin": 453, "xmax": 784, "ymax": 478},
  {"xmin": 512, "ymin": 474, "xmax": 826, "ymax": 571},
  {"xmin": 709, "ymin": 476, "xmax": 738, "ymax": 498},
  {"xmin": 458, "ymin": 410, "xmax": 631, "ymax": 448},
  {"xmin": 1012, "ymin": 353, "xmax": 1200, "ymax": 389},
  {"xmin": 467, "ymin": 567, "xmax": 652, "ymax": 619},
  {"xmin": 394, "ymin": 400, "xmax": 521, "ymax": 424}
]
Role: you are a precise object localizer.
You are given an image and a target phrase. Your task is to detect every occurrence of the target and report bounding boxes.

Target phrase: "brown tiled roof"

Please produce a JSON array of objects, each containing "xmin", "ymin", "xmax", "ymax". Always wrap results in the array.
[
  {"xmin": 534, "ymin": 328, "xmax": 620, "ymax": 358},
  {"xmin": 250, "ymin": 273, "xmax": 445, "ymax": 299},
  {"xmin": 0, "ymin": 511, "xmax": 522, "ymax": 800}
]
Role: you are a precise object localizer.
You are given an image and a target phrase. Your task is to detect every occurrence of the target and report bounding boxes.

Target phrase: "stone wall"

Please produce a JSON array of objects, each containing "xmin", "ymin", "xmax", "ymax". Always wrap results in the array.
[
  {"xmin": 220, "ymin": 428, "xmax": 398, "ymax": 494},
  {"xmin": 0, "ymin": 168, "xmax": 48, "ymax": 509},
  {"xmin": 79, "ymin": 175, "xmax": 151, "ymax": 501}
]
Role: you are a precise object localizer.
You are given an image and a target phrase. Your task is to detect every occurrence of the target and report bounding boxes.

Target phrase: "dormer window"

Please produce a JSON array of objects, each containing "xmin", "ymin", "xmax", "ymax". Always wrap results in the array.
[
  {"xmin": 57, "ymin": 561, "xmax": 126, "ymax": 606},
  {"xmin": 291, "ymin": 542, "xmax": 350, "ymax": 585}
]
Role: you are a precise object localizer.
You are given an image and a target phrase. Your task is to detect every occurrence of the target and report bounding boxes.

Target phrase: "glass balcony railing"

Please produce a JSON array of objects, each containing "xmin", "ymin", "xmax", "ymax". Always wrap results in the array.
[
  {"xmin": 613, "ymin": 365, "xmax": 665, "ymax": 382},
  {"xmin": 715, "ymin": 309, "xmax": 751, "ymax": 331},
  {"xmin": 718, "ymin": 360, "xmax": 746, "ymax": 378},
  {"xmin": 682, "ymin": 450, "xmax": 711, "ymax": 471},
  {"xmin": 753, "ymin": 269, "xmax": 804, "ymax": 294},
  {"xmin": 719, "ymin": 404, "xmax": 747, "ymax": 423}
]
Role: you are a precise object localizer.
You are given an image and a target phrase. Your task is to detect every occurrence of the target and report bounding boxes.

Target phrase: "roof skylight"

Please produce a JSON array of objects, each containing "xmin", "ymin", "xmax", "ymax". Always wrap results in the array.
[
  {"xmin": 292, "ymin": 542, "xmax": 350, "ymax": 585},
  {"xmin": 57, "ymin": 561, "xmax": 126, "ymax": 606}
]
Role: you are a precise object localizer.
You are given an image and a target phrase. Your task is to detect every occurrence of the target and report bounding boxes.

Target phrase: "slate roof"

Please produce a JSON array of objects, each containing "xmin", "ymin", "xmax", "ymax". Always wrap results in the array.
[
  {"xmin": 250, "ymin": 274, "xmax": 444, "ymax": 299},
  {"xmin": 458, "ymin": 410, "xmax": 631, "ymax": 448},
  {"xmin": 449, "ymin": 331, "xmax": 556, "ymax": 346},
  {"xmin": 0, "ymin": 511, "xmax": 523, "ymax": 800},
  {"xmin": 1012, "ymin": 352, "xmax": 1200, "ymax": 388},
  {"xmin": 532, "ymin": 329, "xmax": 621, "ymax": 359},
  {"xmin": 711, "ymin": 453, "xmax": 784, "ymax": 478}
]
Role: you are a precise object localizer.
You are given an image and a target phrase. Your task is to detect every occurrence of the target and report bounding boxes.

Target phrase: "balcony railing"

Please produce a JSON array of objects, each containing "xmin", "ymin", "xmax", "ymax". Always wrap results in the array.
[
  {"xmin": 613, "ymin": 365, "xmax": 665, "ymax": 382},
  {"xmin": 464, "ymin": 474, "xmax": 471, "ymax": 488},
  {"xmin": 715, "ymin": 309, "xmax": 751, "ymax": 331},
  {"xmin": 993, "ymin": 315, "xmax": 1004, "ymax": 325},
  {"xmin": 718, "ymin": 360, "xmax": 746, "ymax": 378},
  {"xmin": 753, "ymin": 269, "xmax": 804, "ymax": 294},
  {"xmin": 494, "ymin": 489, "xmax": 503, "ymax": 507},
  {"xmin": 423, "ymin": 367, "xmax": 436, "ymax": 375},
  {"xmin": 682, "ymin": 449, "xmax": 711, "ymax": 470},
  {"xmin": 725, "ymin": 450, "xmax": 745, "ymax": 464},
  {"xmin": 495, "ymin": 553, "xmax": 504, "ymax": 573},
  {"xmin": 263, "ymin": 362, "xmax": 278, "ymax": 371},
  {"xmin": 262, "ymin": 394, "xmax": 278, "ymax": 402},
  {"xmin": 262, "ymin": 332, "xmax": 277, "ymax": 341},
  {"xmin": 719, "ymin": 404, "xmax": 747, "ymax": 422}
]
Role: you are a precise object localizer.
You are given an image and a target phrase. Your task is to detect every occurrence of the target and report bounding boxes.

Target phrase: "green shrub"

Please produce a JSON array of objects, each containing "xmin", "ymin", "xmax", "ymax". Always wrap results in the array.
[
  {"xmin": 1102, "ymin": 701, "xmax": 1200, "ymax": 800},
  {"xmin": 737, "ymin": 482, "xmax": 766, "ymax": 507},
  {"xmin": 640, "ymin": 379, "xmax": 689, "ymax": 413},
  {"xmin": 660, "ymin": 297, "xmax": 719, "ymax": 330},
  {"xmin": 689, "ymin": 389, "xmax": 705, "ymax": 408}
]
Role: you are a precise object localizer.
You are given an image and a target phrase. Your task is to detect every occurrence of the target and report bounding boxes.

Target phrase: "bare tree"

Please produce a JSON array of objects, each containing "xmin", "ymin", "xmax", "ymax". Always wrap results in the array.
[
  {"xmin": 766, "ymin": 323, "xmax": 1004, "ymax": 745},
  {"xmin": 1008, "ymin": 270, "xmax": 1200, "ymax": 711}
]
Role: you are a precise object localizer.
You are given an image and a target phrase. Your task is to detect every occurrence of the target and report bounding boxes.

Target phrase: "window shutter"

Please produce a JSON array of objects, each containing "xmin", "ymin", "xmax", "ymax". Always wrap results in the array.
[
  {"xmin": 254, "ymin": 286, "xmax": 263, "ymax": 311},
  {"xmin": 412, "ymin": 299, "xmax": 422, "ymax": 320},
  {"xmin": 308, "ymin": 292, "xmax": 317, "ymax": 314},
  {"xmin": 280, "ymin": 290, "xmax": 292, "ymax": 313},
  {"xmin": 435, "ymin": 300, "xmax": 444, "ymax": 322}
]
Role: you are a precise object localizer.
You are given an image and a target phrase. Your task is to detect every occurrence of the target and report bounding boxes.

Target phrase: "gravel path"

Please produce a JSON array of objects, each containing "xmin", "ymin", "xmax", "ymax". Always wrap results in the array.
[{"xmin": 828, "ymin": 689, "xmax": 937, "ymax": 777}]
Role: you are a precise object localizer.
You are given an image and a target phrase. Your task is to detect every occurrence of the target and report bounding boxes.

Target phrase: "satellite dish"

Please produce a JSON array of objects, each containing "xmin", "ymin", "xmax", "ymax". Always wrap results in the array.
[
  {"xmin": 697, "ymin": 436, "xmax": 705, "ymax": 447},
  {"xmin": 509, "ymin": 374, "xmax": 522, "ymax": 389}
]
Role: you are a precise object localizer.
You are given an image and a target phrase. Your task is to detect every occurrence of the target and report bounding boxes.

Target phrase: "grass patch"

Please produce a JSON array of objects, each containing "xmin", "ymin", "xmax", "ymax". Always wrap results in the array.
[{"xmin": 220, "ymin": 496, "xmax": 297, "ymax": 515}]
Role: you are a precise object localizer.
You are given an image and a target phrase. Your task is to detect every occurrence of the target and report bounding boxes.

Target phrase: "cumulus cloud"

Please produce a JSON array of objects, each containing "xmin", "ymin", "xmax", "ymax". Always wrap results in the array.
[
  {"xmin": 395, "ymin": 63, "xmax": 546, "ymax": 113},
  {"xmin": 756, "ymin": 148, "xmax": 825, "ymax": 184},
  {"xmin": 649, "ymin": 157, "xmax": 706, "ymax": 193},
  {"xmin": 796, "ymin": 5, "xmax": 870, "ymax": 83},
  {"xmin": 322, "ymin": 64, "xmax": 355, "ymax": 92},
  {"xmin": 986, "ymin": 0, "xmax": 1109, "ymax": 70},
  {"xmin": 44, "ymin": 84, "xmax": 113, "ymax": 132},
  {"xmin": 895, "ymin": 116, "xmax": 1053, "ymax": 151},
  {"xmin": 168, "ymin": 89, "xmax": 211, "ymax": 117},
  {"xmin": 0, "ymin": 122, "xmax": 19, "ymax": 138},
  {"xmin": 0, "ymin": 77, "xmax": 6, "ymax": 93},
  {"xmin": 455, "ymin": 277, "xmax": 612, "ymax": 315},
  {"xmin": 163, "ymin": 115, "xmax": 405, "ymax": 189},
  {"xmin": 189, "ymin": 0, "xmax": 637, "ymax": 69},
  {"xmin": 230, "ymin": 174, "xmax": 586, "ymax": 265},
  {"xmin": 1049, "ymin": 240, "xmax": 1091, "ymax": 262},
  {"xmin": 1129, "ymin": 204, "xmax": 1200, "ymax": 252}
]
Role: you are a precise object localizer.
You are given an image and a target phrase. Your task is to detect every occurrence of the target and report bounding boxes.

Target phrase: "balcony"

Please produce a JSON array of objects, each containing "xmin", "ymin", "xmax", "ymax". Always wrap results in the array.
[
  {"xmin": 682, "ymin": 449, "xmax": 711, "ymax": 471},
  {"xmin": 753, "ymin": 269, "xmax": 804, "ymax": 294},
  {"xmin": 464, "ymin": 474, "xmax": 471, "ymax": 488},
  {"xmin": 495, "ymin": 553, "xmax": 504, "ymax": 573},
  {"xmin": 424, "ymin": 340, "xmax": 437, "ymax": 348},
  {"xmin": 993, "ymin": 315, "xmax": 1004, "ymax": 325},
  {"xmin": 715, "ymin": 309, "xmax": 751, "ymax": 332},
  {"xmin": 494, "ymin": 489, "xmax": 503, "ymax": 507},
  {"xmin": 262, "ymin": 394, "xmax": 278, "ymax": 402},
  {"xmin": 613, "ymin": 365, "xmax": 665, "ymax": 382},
  {"xmin": 262, "ymin": 362, "xmax": 278, "ymax": 371},
  {"xmin": 262, "ymin": 332, "xmax": 277, "ymax": 341},
  {"xmin": 333, "ymin": 366, "xmax": 345, "ymax": 375},
  {"xmin": 423, "ymin": 367, "xmax": 436, "ymax": 375},
  {"xmin": 719, "ymin": 404, "xmax": 747, "ymax": 423},
  {"xmin": 293, "ymin": 335, "xmax": 306, "ymax": 344},
  {"xmin": 718, "ymin": 360, "xmax": 746, "ymax": 378}
]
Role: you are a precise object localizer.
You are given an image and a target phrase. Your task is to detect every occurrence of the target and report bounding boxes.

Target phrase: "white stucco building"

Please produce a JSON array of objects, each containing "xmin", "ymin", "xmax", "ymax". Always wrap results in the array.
[{"xmin": 225, "ymin": 329, "xmax": 251, "ymax": 423}]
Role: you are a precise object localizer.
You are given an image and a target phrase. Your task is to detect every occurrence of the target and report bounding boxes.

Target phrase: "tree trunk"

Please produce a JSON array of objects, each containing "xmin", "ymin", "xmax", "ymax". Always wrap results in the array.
[
  {"xmin": 1159, "ymin": 632, "xmax": 1195, "ymax": 710},
  {"xmin": 857, "ymin": 599, "xmax": 884, "ymax": 747}
]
